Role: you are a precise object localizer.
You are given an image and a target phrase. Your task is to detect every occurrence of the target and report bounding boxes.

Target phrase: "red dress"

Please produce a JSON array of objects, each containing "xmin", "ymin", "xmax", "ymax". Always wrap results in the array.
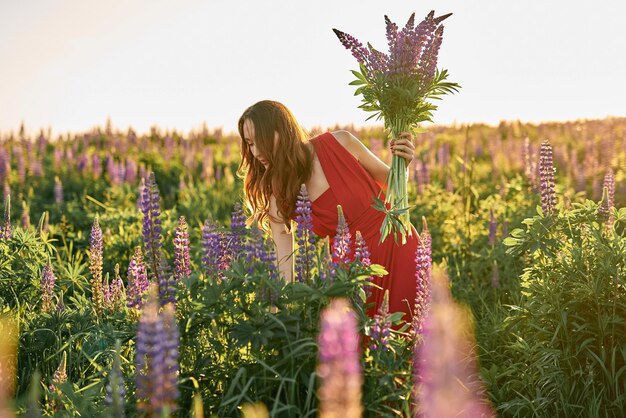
[{"xmin": 309, "ymin": 132, "xmax": 420, "ymax": 322}]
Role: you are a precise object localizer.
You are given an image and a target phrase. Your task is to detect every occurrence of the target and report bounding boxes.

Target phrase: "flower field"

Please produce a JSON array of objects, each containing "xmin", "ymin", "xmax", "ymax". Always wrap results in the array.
[{"xmin": 0, "ymin": 118, "xmax": 625, "ymax": 417}]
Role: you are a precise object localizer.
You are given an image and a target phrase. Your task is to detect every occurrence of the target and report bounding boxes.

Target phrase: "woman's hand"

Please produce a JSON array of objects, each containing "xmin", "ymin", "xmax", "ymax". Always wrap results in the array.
[{"xmin": 390, "ymin": 132, "xmax": 415, "ymax": 166}]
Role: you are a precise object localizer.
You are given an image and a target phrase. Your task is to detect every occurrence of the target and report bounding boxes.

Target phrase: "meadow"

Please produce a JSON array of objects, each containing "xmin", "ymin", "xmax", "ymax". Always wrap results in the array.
[{"xmin": 0, "ymin": 117, "xmax": 624, "ymax": 417}]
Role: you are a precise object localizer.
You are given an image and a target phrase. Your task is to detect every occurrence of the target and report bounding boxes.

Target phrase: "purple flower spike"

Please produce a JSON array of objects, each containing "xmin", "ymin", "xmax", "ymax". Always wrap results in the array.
[
  {"xmin": 136, "ymin": 296, "xmax": 179, "ymax": 416},
  {"xmin": 202, "ymin": 218, "xmax": 229, "ymax": 280},
  {"xmin": 229, "ymin": 203, "xmax": 247, "ymax": 258},
  {"xmin": 598, "ymin": 170, "xmax": 616, "ymax": 227},
  {"xmin": 127, "ymin": 247, "xmax": 149, "ymax": 309},
  {"xmin": 332, "ymin": 29, "xmax": 372, "ymax": 73},
  {"xmin": 539, "ymin": 140, "xmax": 557, "ymax": 216},
  {"xmin": 41, "ymin": 261, "xmax": 56, "ymax": 314},
  {"xmin": 140, "ymin": 173, "xmax": 174, "ymax": 306},
  {"xmin": 54, "ymin": 176, "xmax": 63, "ymax": 205},
  {"xmin": 295, "ymin": 184, "xmax": 316, "ymax": 283},
  {"xmin": 415, "ymin": 268, "xmax": 495, "ymax": 417},
  {"xmin": 317, "ymin": 298, "xmax": 363, "ymax": 417},
  {"xmin": 107, "ymin": 264, "xmax": 125, "ymax": 310},
  {"xmin": 413, "ymin": 217, "xmax": 432, "ymax": 338},
  {"xmin": 89, "ymin": 216, "xmax": 104, "ymax": 315},
  {"xmin": 370, "ymin": 290, "xmax": 391, "ymax": 352},
  {"xmin": 105, "ymin": 343, "xmax": 126, "ymax": 417},
  {"xmin": 332, "ymin": 205, "xmax": 352, "ymax": 266},
  {"xmin": 1, "ymin": 194, "xmax": 11, "ymax": 240},
  {"xmin": 173, "ymin": 216, "xmax": 191, "ymax": 282},
  {"xmin": 49, "ymin": 351, "xmax": 68, "ymax": 394},
  {"xmin": 354, "ymin": 230, "xmax": 373, "ymax": 297}
]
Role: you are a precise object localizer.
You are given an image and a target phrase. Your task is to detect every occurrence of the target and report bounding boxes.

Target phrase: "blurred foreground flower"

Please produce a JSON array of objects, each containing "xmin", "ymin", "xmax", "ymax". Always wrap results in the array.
[
  {"xmin": 317, "ymin": 298, "xmax": 362, "ymax": 418},
  {"xmin": 0, "ymin": 315, "xmax": 17, "ymax": 418},
  {"xmin": 135, "ymin": 292, "xmax": 179, "ymax": 417},
  {"xmin": 334, "ymin": 11, "xmax": 460, "ymax": 243},
  {"xmin": 415, "ymin": 265, "xmax": 494, "ymax": 417}
]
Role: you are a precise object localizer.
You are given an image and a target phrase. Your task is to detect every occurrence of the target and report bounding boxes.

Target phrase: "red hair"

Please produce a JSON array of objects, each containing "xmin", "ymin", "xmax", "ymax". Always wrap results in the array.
[{"xmin": 237, "ymin": 100, "xmax": 313, "ymax": 232}]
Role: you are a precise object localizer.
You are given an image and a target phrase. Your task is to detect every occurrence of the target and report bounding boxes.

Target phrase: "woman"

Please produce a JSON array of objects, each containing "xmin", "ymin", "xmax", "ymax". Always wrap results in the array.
[{"xmin": 237, "ymin": 100, "xmax": 419, "ymax": 321}]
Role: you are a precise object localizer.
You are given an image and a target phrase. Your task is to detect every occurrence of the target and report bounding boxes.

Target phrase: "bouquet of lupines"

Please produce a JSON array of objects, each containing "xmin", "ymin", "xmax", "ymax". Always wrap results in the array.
[{"xmin": 334, "ymin": 11, "xmax": 460, "ymax": 243}]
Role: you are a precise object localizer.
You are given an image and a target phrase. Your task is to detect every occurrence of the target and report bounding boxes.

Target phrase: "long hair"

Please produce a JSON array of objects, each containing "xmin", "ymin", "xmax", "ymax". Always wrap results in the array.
[{"xmin": 237, "ymin": 100, "xmax": 313, "ymax": 232}]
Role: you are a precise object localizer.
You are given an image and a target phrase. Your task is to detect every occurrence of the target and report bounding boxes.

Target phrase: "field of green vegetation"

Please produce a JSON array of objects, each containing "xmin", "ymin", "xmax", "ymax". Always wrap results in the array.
[{"xmin": 0, "ymin": 117, "xmax": 624, "ymax": 417}]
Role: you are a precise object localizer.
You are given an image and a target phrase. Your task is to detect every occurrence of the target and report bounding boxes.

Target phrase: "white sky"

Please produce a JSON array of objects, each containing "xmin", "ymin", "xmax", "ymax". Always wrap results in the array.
[{"xmin": 1, "ymin": 0, "xmax": 625, "ymax": 136}]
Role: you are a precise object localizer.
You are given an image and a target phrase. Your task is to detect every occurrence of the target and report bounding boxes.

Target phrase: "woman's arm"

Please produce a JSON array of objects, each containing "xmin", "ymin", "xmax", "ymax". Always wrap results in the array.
[
  {"xmin": 269, "ymin": 195, "xmax": 294, "ymax": 283},
  {"xmin": 331, "ymin": 130, "xmax": 414, "ymax": 189}
]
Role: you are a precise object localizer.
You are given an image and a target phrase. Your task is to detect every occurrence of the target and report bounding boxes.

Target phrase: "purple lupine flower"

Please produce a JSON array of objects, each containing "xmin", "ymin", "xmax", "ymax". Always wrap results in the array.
[
  {"xmin": 49, "ymin": 351, "xmax": 68, "ymax": 395},
  {"xmin": 140, "ymin": 173, "xmax": 174, "ymax": 305},
  {"xmin": 103, "ymin": 273, "xmax": 112, "ymax": 309},
  {"xmin": 317, "ymin": 298, "xmax": 363, "ymax": 417},
  {"xmin": 539, "ymin": 140, "xmax": 557, "ymax": 216},
  {"xmin": 202, "ymin": 218, "xmax": 229, "ymax": 280},
  {"xmin": 603, "ymin": 169, "xmax": 615, "ymax": 209},
  {"xmin": 413, "ymin": 217, "xmax": 432, "ymax": 338},
  {"xmin": 332, "ymin": 205, "xmax": 352, "ymax": 266},
  {"xmin": 370, "ymin": 290, "xmax": 392, "ymax": 352},
  {"xmin": 125, "ymin": 158, "xmax": 137, "ymax": 185},
  {"xmin": 1, "ymin": 194, "xmax": 11, "ymax": 240},
  {"xmin": 105, "ymin": 342, "xmax": 126, "ymax": 417},
  {"xmin": 89, "ymin": 216, "xmax": 104, "ymax": 315},
  {"xmin": 136, "ymin": 298, "xmax": 179, "ymax": 416},
  {"xmin": 54, "ymin": 176, "xmax": 63, "ymax": 205},
  {"xmin": 92, "ymin": 154, "xmax": 102, "ymax": 179},
  {"xmin": 173, "ymin": 216, "xmax": 191, "ymax": 282},
  {"xmin": 0, "ymin": 147, "xmax": 8, "ymax": 184},
  {"xmin": 415, "ymin": 268, "xmax": 495, "ymax": 417},
  {"xmin": 488, "ymin": 208, "xmax": 497, "ymax": 246},
  {"xmin": 319, "ymin": 238, "xmax": 336, "ymax": 282},
  {"xmin": 354, "ymin": 230, "xmax": 373, "ymax": 297},
  {"xmin": 332, "ymin": 28, "xmax": 373, "ymax": 73},
  {"xmin": 295, "ymin": 185, "xmax": 316, "ymax": 283},
  {"xmin": 21, "ymin": 200, "xmax": 30, "ymax": 230},
  {"xmin": 127, "ymin": 247, "xmax": 150, "ymax": 309},
  {"xmin": 229, "ymin": 203, "xmax": 247, "ymax": 258},
  {"xmin": 41, "ymin": 261, "xmax": 56, "ymax": 314},
  {"xmin": 108, "ymin": 264, "xmax": 125, "ymax": 310}
]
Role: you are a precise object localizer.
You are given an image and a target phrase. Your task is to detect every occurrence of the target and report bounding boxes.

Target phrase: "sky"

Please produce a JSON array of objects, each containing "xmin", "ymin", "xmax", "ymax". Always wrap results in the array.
[{"xmin": 1, "ymin": 0, "xmax": 625, "ymax": 136}]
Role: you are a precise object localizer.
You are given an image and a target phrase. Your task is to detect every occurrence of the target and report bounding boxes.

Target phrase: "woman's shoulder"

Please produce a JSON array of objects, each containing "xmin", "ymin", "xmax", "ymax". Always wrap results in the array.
[{"xmin": 329, "ymin": 130, "xmax": 360, "ymax": 160}]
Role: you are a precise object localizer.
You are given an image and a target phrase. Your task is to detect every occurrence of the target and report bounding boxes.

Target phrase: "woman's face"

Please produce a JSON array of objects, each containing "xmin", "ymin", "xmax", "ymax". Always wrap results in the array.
[{"xmin": 242, "ymin": 119, "xmax": 269, "ymax": 168}]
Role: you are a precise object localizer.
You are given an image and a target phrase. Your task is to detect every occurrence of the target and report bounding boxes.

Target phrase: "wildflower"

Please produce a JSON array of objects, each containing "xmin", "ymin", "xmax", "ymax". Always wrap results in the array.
[
  {"xmin": 202, "ymin": 218, "xmax": 229, "ymax": 279},
  {"xmin": 0, "ymin": 194, "xmax": 11, "ymax": 240},
  {"xmin": 229, "ymin": 203, "xmax": 247, "ymax": 258},
  {"xmin": 108, "ymin": 264, "xmax": 125, "ymax": 310},
  {"xmin": 370, "ymin": 290, "xmax": 391, "ymax": 351},
  {"xmin": 598, "ymin": 170, "xmax": 615, "ymax": 228},
  {"xmin": 136, "ymin": 296, "xmax": 179, "ymax": 416},
  {"xmin": 319, "ymin": 238, "xmax": 336, "ymax": 282},
  {"xmin": 413, "ymin": 217, "xmax": 432, "ymax": 337},
  {"xmin": 49, "ymin": 351, "xmax": 67, "ymax": 395},
  {"xmin": 21, "ymin": 200, "xmax": 30, "ymax": 230},
  {"xmin": 127, "ymin": 247, "xmax": 149, "ymax": 309},
  {"xmin": 54, "ymin": 176, "xmax": 63, "ymax": 205},
  {"xmin": 317, "ymin": 298, "xmax": 362, "ymax": 418},
  {"xmin": 89, "ymin": 216, "xmax": 104, "ymax": 315},
  {"xmin": 354, "ymin": 231, "xmax": 373, "ymax": 297},
  {"xmin": 332, "ymin": 205, "xmax": 352, "ymax": 266},
  {"xmin": 173, "ymin": 216, "xmax": 191, "ymax": 282},
  {"xmin": 41, "ymin": 261, "xmax": 56, "ymax": 314},
  {"xmin": 140, "ymin": 173, "xmax": 173, "ymax": 305},
  {"xmin": 539, "ymin": 140, "xmax": 557, "ymax": 216},
  {"xmin": 415, "ymin": 267, "xmax": 495, "ymax": 417},
  {"xmin": 295, "ymin": 184, "xmax": 316, "ymax": 282}
]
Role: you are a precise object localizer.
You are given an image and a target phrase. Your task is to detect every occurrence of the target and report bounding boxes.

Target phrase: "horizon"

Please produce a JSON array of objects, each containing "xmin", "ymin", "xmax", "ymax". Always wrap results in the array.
[{"xmin": 2, "ymin": 0, "xmax": 625, "ymax": 137}]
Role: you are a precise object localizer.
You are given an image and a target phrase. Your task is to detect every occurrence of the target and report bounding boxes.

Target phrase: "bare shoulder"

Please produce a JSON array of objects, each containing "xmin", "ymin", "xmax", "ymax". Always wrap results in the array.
[{"xmin": 330, "ymin": 130, "xmax": 362, "ymax": 160}]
